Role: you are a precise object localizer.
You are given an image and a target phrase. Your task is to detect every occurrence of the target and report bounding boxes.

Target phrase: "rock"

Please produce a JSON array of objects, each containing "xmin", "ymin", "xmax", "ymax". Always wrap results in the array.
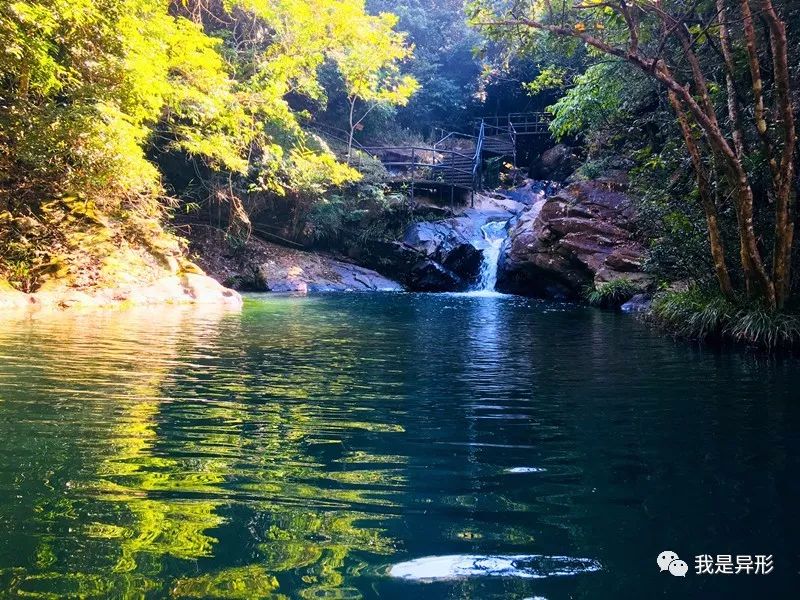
[
  {"xmin": 257, "ymin": 258, "xmax": 401, "ymax": 293},
  {"xmin": 373, "ymin": 182, "xmax": 555, "ymax": 292},
  {"xmin": 180, "ymin": 274, "xmax": 243, "ymax": 306},
  {"xmin": 501, "ymin": 179, "xmax": 560, "ymax": 207},
  {"xmin": 402, "ymin": 218, "xmax": 484, "ymax": 283},
  {"xmin": 621, "ymin": 293, "xmax": 653, "ymax": 313},
  {"xmin": 345, "ymin": 239, "xmax": 462, "ymax": 291},
  {"xmin": 407, "ymin": 260, "xmax": 463, "ymax": 292},
  {"xmin": 188, "ymin": 226, "xmax": 402, "ymax": 293},
  {"xmin": 531, "ymin": 144, "xmax": 581, "ymax": 182},
  {"xmin": 0, "ymin": 274, "xmax": 242, "ymax": 314},
  {"xmin": 497, "ymin": 178, "xmax": 650, "ymax": 299},
  {"xmin": 0, "ymin": 283, "xmax": 32, "ymax": 311}
]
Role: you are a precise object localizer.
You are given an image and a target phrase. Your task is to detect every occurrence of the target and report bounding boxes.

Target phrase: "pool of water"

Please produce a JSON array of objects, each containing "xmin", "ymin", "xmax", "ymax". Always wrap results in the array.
[{"xmin": 0, "ymin": 292, "xmax": 797, "ymax": 598}]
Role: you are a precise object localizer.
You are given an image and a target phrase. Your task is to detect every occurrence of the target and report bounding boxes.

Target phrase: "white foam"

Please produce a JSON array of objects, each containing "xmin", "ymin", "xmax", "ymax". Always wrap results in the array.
[
  {"xmin": 506, "ymin": 467, "xmax": 547, "ymax": 474},
  {"xmin": 475, "ymin": 220, "xmax": 509, "ymax": 292},
  {"xmin": 388, "ymin": 554, "xmax": 601, "ymax": 581}
]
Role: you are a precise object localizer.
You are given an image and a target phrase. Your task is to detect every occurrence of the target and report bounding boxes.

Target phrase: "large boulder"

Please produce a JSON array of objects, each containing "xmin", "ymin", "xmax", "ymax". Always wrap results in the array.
[
  {"xmin": 0, "ymin": 274, "xmax": 243, "ymax": 313},
  {"xmin": 401, "ymin": 217, "xmax": 484, "ymax": 284},
  {"xmin": 256, "ymin": 257, "xmax": 401, "ymax": 292},
  {"xmin": 530, "ymin": 144, "xmax": 581, "ymax": 182},
  {"xmin": 496, "ymin": 178, "xmax": 650, "ymax": 299},
  {"xmin": 189, "ymin": 226, "xmax": 402, "ymax": 293},
  {"xmin": 344, "ymin": 239, "xmax": 463, "ymax": 292}
]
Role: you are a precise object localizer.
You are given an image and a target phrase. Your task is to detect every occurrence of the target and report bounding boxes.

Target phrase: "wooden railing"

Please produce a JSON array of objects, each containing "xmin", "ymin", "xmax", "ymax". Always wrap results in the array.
[{"xmin": 309, "ymin": 113, "xmax": 539, "ymax": 205}]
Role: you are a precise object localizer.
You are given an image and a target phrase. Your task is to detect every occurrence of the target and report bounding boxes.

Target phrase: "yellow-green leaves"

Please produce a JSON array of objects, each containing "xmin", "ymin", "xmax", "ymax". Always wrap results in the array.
[{"xmin": 333, "ymin": 7, "xmax": 418, "ymax": 105}]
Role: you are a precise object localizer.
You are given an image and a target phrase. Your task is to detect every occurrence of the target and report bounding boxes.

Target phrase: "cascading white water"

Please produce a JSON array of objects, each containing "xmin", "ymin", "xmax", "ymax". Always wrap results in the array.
[{"xmin": 476, "ymin": 220, "xmax": 508, "ymax": 292}]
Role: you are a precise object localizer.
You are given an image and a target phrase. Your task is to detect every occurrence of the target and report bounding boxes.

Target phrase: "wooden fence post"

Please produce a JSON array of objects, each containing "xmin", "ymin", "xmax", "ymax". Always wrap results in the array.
[{"xmin": 410, "ymin": 148, "xmax": 415, "ymax": 207}]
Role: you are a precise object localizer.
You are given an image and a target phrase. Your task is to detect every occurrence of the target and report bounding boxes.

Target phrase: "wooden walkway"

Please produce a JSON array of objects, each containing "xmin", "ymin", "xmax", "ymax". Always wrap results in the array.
[{"xmin": 314, "ymin": 113, "xmax": 550, "ymax": 202}]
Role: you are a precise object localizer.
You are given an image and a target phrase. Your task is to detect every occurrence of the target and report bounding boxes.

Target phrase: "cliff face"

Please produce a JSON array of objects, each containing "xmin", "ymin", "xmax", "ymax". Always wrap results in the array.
[{"xmin": 497, "ymin": 178, "xmax": 650, "ymax": 299}]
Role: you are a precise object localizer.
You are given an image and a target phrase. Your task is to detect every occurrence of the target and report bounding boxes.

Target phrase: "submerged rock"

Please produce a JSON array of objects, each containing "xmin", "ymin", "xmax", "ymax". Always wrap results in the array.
[
  {"xmin": 497, "ymin": 178, "xmax": 650, "ymax": 299},
  {"xmin": 621, "ymin": 293, "xmax": 653, "ymax": 313}
]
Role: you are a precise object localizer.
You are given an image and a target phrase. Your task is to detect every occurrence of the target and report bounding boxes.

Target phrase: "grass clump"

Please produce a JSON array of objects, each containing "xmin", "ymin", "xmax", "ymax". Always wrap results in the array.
[
  {"xmin": 584, "ymin": 278, "xmax": 639, "ymax": 308},
  {"xmin": 651, "ymin": 287, "xmax": 800, "ymax": 349}
]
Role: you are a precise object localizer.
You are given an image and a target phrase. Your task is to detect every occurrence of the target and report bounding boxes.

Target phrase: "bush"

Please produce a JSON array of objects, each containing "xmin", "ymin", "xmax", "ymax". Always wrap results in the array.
[
  {"xmin": 584, "ymin": 278, "xmax": 639, "ymax": 308},
  {"xmin": 651, "ymin": 288, "xmax": 800, "ymax": 349},
  {"xmin": 306, "ymin": 181, "xmax": 410, "ymax": 248}
]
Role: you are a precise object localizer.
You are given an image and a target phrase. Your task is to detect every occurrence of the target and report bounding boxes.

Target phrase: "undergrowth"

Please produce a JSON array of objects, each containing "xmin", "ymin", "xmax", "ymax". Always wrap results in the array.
[
  {"xmin": 651, "ymin": 288, "xmax": 800, "ymax": 349},
  {"xmin": 584, "ymin": 278, "xmax": 639, "ymax": 308}
]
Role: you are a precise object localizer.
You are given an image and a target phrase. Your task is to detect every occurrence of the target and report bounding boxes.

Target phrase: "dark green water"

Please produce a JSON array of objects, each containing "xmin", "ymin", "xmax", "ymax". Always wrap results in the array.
[{"xmin": 0, "ymin": 292, "xmax": 798, "ymax": 599}]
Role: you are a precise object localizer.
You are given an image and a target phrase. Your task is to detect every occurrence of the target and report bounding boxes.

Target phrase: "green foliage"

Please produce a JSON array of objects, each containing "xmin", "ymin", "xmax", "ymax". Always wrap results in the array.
[
  {"xmin": 0, "ymin": 0, "xmax": 419, "ymax": 291},
  {"xmin": 548, "ymin": 62, "xmax": 642, "ymax": 140},
  {"xmin": 470, "ymin": 0, "xmax": 800, "ymax": 310},
  {"xmin": 307, "ymin": 178, "xmax": 410, "ymax": 247},
  {"xmin": 652, "ymin": 288, "xmax": 800, "ymax": 349},
  {"xmin": 572, "ymin": 157, "xmax": 617, "ymax": 181},
  {"xmin": 584, "ymin": 278, "xmax": 639, "ymax": 308},
  {"xmin": 629, "ymin": 138, "xmax": 735, "ymax": 286},
  {"xmin": 524, "ymin": 66, "xmax": 568, "ymax": 95},
  {"xmin": 365, "ymin": 0, "xmax": 481, "ymax": 133}
]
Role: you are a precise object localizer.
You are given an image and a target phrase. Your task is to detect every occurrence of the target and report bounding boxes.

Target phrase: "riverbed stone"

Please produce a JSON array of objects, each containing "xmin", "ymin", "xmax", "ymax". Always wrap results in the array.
[{"xmin": 621, "ymin": 293, "xmax": 653, "ymax": 313}]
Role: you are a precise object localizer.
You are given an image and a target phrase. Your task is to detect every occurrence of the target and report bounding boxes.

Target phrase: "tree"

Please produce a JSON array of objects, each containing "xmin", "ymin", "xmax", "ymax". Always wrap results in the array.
[
  {"xmin": 327, "ymin": 6, "xmax": 419, "ymax": 160},
  {"xmin": 0, "ymin": 0, "xmax": 416, "ymax": 289},
  {"xmin": 470, "ymin": 0, "xmax": 797, "ymax": 310},
  {"xmin": 367, "ymin": 0, "xmax": 483, "ymax": 134}
]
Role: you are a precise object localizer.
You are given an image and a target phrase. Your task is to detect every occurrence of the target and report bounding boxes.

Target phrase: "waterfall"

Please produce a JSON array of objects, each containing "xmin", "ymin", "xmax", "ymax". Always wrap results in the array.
[{"xmin": 476, "ymin": 220, "xmax": 508, "ymax": 292}]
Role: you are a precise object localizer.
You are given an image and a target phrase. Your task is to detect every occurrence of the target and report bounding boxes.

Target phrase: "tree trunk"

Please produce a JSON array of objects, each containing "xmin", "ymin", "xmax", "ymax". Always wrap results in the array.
[
  {"xmin": 652, "ymin": 65, "xmax": 776, "ymax": 308},
  {"xmin": 716, "ymin": 0, "xmax": 746, "ymax": 158},
  {"xmin": 347, "ymin": 97, "xmax": 356, "ymax": 165},
  {"xmin": 760, "ymin": 0, "xmax": 796, "ymax": 308},
  {"xmin": 669, "ymin": 91, "xmax": 735, "ymax": 300},
  {"xmin": 741, "ymin": 0, "xmax": 779, "ymax": 180},
  {"xmin": 505, "ymin": 8, "xmax": 783, "ymax": 308}
]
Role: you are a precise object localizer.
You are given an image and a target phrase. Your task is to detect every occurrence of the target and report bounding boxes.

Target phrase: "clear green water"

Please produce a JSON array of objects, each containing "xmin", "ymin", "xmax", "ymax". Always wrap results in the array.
[{"xmin": 0, "ymin": 292, "xmax": 798, "ymax": 599}]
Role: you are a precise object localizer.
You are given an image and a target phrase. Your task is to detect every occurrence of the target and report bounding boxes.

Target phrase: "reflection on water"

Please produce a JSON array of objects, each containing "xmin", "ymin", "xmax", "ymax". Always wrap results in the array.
[{"xmin": 0, "ymin": 294, "xmax": 798, "ymax": 599}]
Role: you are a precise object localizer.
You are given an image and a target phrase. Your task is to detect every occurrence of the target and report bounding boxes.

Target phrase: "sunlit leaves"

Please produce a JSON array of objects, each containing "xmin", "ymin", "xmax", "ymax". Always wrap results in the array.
[{"xmin": 523, "ymin": 65, "xmax": 567, "ymax": 94}]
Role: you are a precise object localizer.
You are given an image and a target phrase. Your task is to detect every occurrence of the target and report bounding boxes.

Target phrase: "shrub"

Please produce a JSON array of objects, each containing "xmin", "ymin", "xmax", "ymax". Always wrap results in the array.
[{"xmin": 584, "ymin": 278, "xmax": 639, "ymax": 308}]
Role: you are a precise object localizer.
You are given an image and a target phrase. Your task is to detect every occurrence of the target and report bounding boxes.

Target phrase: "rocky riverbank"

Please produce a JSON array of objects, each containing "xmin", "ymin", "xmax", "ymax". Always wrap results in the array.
[
  {"xmin": 1, "ymin": 172, "xmax": 653, "ymax": 314},
  {"xmin": 339, "ymin": 183, "xmax": 556, "ymax": 292},
  {"xmin": 344, "ymin": 175, "xmax": 652, "ymax": 302}
]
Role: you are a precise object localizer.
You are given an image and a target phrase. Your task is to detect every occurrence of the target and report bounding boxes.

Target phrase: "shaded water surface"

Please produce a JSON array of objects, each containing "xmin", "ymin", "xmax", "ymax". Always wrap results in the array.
[{"xmin": 0, "ymin": 293, "xmax": 798, "ymax": 598}]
